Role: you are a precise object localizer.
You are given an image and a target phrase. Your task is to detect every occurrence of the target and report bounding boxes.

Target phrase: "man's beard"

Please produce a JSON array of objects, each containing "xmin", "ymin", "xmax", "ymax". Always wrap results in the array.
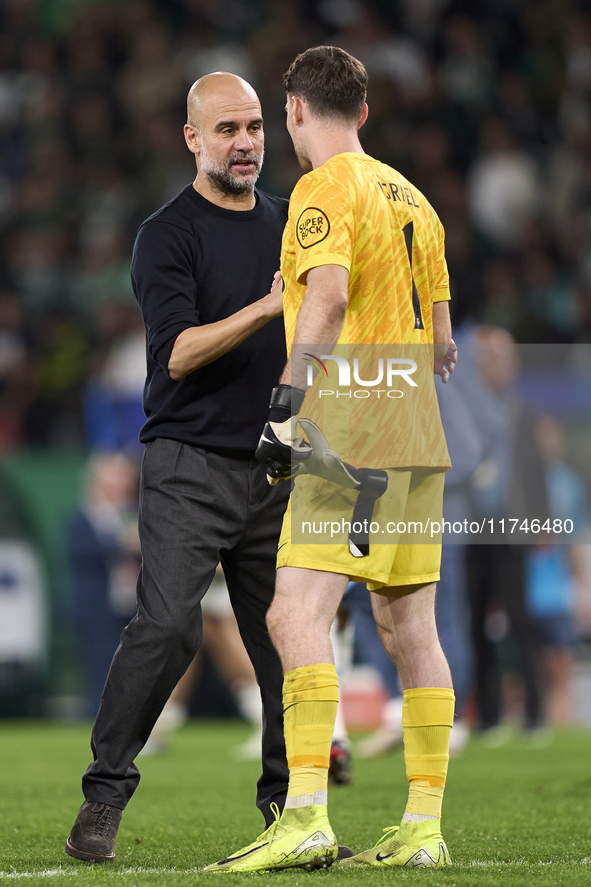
[{"xmin": 200, "ymin": 145, "xmax": 263, "ymax": 196}]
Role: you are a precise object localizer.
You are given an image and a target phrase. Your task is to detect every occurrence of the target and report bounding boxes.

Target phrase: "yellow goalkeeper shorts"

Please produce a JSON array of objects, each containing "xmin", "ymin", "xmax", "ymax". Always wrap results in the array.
[{"xmin": 276, "ymin": 468, "xmax": 445, "ymax": 591}]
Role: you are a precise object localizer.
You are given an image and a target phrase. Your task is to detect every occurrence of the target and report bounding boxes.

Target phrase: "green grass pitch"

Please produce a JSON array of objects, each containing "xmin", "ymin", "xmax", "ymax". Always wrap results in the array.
[{"xmin": 1, "ymin": 720, "xmax": 590, "ymax": 885}]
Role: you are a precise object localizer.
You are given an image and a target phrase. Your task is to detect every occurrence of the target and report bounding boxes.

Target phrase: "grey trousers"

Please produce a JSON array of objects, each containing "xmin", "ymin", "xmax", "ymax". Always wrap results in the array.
[{"xmin": 82, "ymin": 438, "xmax": 290, "ymax": 827}]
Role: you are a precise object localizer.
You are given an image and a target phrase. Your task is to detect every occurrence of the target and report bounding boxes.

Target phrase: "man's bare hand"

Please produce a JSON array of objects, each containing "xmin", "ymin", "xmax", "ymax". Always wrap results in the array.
[
  {"xmin": 259, "ymin": 270, "xmax": 283, "ymax": 319},
  {"xmin": 434, "ymin": 338, "xmax": 457, "ymax": 383}
]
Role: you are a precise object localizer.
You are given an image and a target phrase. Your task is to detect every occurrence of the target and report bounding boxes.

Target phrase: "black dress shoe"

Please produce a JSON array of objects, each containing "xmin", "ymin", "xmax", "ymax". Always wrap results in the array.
[{"xmin": 65, "ymin": 801, "xmax": 122, "ymax": 862}]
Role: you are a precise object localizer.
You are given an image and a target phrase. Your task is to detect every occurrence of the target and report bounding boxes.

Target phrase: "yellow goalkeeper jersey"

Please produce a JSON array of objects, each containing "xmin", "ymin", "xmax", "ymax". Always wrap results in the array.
[
  {"xmin": 281, "ymin": 151, "xmax": 451, "ymax": 469},
  {"xmin": 282, "ymin": 151, "xmax": 450, "ymax": 348}
]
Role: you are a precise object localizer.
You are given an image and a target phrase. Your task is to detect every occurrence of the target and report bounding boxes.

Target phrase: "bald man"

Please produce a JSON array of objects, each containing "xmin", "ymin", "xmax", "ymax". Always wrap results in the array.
[{"xmin": 65, "ymin": 73, "xmax": 291, "ymax": 863}]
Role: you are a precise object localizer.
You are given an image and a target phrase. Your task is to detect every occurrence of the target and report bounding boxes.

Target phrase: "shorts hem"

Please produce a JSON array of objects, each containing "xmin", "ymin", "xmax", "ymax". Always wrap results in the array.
[
  {"xmin": 276, "ymin": 553, "xmax": 388, "ymax": 586},
  {"xmin": 276, "ymin": 554, "xmax": 440, "ymax": 591},
  {"xmin": 368, "ymin": 571, "xmax": 440, "ymax": 592}
]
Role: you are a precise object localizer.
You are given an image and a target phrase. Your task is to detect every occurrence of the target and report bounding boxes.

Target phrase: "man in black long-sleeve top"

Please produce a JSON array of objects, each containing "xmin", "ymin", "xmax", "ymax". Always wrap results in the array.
[{"xmin": 66, "ymin": 73, "xmax": 290, "ymax": 864}]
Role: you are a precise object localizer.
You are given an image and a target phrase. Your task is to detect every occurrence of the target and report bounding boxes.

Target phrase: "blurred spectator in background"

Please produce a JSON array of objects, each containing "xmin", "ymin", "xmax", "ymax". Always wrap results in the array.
[
  {"xmin": 22, "ymin": 307, "xmax": 91, "ymax": 448},
  {"xmin": 84, "ymin": 304, "xmax": 146, "ymax": 453},
  {"xmin": 467, "ymin": 118, "xmax": 538, "ymax": 252},
  {"xmin": 118, "ymin": 25, "xmax": 185, "ymax": 127},
  {"xmin": 0, "ymin": 289, "xmax": 30, "ymax": 447},
  {"xmin": 480, "ymin": 258, "xmax": 522, "ymax": 337},
  {"xmin": 526, "ymin": 416, "xmax": 589, "ymax": 726},
  {"xmin": 457, "ymin": 327, "xmax": 548, "ymax": 741},
  {"xmin": 65, "ymin": 452, "xmax": 139, "ymax": 716}
]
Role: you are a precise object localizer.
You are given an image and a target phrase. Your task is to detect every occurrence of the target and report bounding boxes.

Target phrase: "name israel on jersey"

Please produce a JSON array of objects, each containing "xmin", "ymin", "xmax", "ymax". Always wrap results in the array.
[
  {"xmin": 296, "ymin": 207, "xmax": 330, "ymax": 248},
  {"xmin": 378, "ymin": 181, "xmax": 420, "ymax": 208}
]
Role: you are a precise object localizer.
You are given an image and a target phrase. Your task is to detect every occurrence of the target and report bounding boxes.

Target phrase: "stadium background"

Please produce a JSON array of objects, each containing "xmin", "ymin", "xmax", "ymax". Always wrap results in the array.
[{"xmin": 0, "ymin": 0, "xmax": 590, "ymax": 720}]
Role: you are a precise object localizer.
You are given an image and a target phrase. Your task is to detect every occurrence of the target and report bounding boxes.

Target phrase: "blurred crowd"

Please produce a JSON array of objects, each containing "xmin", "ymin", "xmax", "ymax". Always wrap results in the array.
[
  {"xmin": 1, "ymin": 0, "xmax": 591, "ymax": 735},
  {"xmin": 0, "ymin": 0, "xmax": 590, "ymax": 449}
]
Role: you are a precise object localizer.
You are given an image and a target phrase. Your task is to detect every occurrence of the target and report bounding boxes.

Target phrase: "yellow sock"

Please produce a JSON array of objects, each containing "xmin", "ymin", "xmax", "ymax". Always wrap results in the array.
[
  {"xmin": 403, "ymin": 687, "xmax": 455, "ymax": 819},
  {"xmin": 283, "ymin": 664, "xmax": 339, "ymax": 809}
]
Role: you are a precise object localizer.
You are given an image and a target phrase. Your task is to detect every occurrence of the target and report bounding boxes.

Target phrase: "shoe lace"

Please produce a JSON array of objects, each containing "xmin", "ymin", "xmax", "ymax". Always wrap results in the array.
[
  {"xmin": 94, "ymin": 805, "xmax": 114, "ymax": 836},
  {"xmin": 266, "ymin": 802, "xmax": 282, "ymax": 839},
  {"xmin": 256, "ymin": 802, "xmax": 283, "ymax": 859},
  {"xmin": 255, "ymin": 803, "xmax": 282, "ymax": 843},
  {"xmin": 375, "ymin": 825, "xmax": 400, "ymax": 847}
]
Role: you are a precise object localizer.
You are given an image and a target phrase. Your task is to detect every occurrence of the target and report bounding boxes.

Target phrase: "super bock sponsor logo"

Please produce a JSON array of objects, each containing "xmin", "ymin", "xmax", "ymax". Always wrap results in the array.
[{"xmin": 297, "ymin": 207, "xmax": 330, "ymax": 249}]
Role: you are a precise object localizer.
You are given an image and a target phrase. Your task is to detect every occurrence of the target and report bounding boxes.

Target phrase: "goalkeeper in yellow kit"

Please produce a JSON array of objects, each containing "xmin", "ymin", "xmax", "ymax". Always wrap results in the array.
[{"xmin": 205, "ymin": 45, "xmax": 457, "ymax": 873}]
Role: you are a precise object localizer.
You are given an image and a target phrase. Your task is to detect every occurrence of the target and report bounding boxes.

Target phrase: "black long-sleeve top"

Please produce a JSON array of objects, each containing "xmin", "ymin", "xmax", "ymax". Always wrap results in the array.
[{"xmin": 132, "ymin": 184, "xmax": 288, "ymax": 453}]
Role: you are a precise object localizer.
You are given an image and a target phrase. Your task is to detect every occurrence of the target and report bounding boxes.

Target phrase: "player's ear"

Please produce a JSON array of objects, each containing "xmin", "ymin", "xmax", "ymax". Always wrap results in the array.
[
  {"xmin": 292, "ymin": 96, "xmax": 306, "ymax": 126},
  {"xmin": 358, "ymin": 102, "xmax": 368, "ymax": 130},
  {"xmin": 184, "ymin": 123, "xmax": 200, "ymax": 156}
]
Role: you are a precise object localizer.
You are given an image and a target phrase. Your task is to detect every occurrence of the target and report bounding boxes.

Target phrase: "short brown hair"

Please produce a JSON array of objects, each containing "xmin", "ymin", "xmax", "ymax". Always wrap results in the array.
[{"xmin": 283, "ymin": 45, "xmax": 368, "ymax": 122}]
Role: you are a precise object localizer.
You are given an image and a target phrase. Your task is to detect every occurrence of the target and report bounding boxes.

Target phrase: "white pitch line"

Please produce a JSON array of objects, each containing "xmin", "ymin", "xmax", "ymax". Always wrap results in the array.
[
  {"xmin": 0, "ymin": 873, "xmax": 79, "ymax": 881},
  {"xmin": 0, "ymin": 869, "xmax": 205, "ymax": 881},
  {"xmin": 1, "ymin": 859, "xmax": 590, "ymax": 878}
]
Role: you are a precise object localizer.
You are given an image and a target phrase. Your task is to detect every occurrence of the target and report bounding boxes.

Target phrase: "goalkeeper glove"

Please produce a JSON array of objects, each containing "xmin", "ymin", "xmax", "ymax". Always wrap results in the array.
[{"xmin": 255, "ymin": 384, "xmax": 306, "ymax": 481}]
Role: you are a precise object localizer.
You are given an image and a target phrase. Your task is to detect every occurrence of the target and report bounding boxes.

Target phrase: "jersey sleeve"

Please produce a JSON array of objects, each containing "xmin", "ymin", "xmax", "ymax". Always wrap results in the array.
[
  {"xmin": 289, "ymin": 173, "xmax": 355, "ymax": 284},
  {"xmin": 131, "ymin": 220, "xmax": 200, "ymax": 374},
  {"xmin": 431, "ymin": 215, "xmax": 450, "ymax": 303}
]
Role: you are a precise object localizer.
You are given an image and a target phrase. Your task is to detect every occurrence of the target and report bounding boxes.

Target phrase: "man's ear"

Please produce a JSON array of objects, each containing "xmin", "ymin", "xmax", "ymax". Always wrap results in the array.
[
  {"xmin": 291, "ymin": 95, "xmax": 306, "ymax": 126},
  {"xmin": 358, "ymin": 102, "xmax": 369, "ymax": 130},
  {"xmin": 184, "ymin": 123, "xmax": 200, "ymax": 156}
]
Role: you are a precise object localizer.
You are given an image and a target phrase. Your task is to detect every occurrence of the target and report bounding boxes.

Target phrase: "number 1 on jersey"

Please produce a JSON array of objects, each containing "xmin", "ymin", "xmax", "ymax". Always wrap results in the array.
[{"xmin": 402, "ymin": 221, "xmax": 424, "ymax": 330}]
